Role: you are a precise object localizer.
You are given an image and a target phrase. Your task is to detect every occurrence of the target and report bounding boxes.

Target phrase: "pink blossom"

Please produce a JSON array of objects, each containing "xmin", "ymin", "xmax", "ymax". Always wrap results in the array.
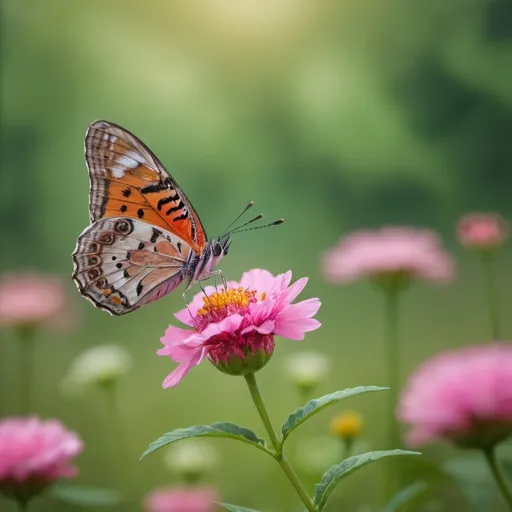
[
  {"xmin": 456, "ymin": 213, "xmax": 509, "ymax": 250},
  {"xmin": 398, "ymin": 344, "xmax": 512, "ymax": 448},
  {"xmin": 322, "ymin": 227, "xmax": 454, "ymax": 287},
  {"xmin": 0, "ymin": 272, "xmax": 69, "ymax": 330},
  {"xmin": 144, "ymin": 486, "xmax": 219, "ymax": 512},
  {"xmin": 0, "ymin": 417, "xmax": 83, "ymax": 499},
  {"xmin": 158, "ymin": 269, "xmax": 321, "ymax": 387}
]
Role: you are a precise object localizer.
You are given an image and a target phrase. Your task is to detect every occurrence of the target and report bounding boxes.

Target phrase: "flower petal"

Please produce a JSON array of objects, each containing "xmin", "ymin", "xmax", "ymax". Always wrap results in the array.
[
  {"xmin": 160, "ymin": 325, "xmax": 194, "ymax": 347},
  {"xmin": 239, "ymin": 269, "xmax": 277, "ymax": 294},
  {"xmin": 241, "ymin": 319, "xmax": 275, "ymax": 335},
  {"xmin": 279, "ymin": 277, "xmax": 309, "ymax": 304},
  {"xmin": 282, "ymin": 298, "xmax": 321, "ymax": 319},
  {"xmin": 272, "ymin": 271, "xmax": 293, "ymax": 294},
  {"xmin": 274, "ymin": 300, "xmax": 322, "ymax": 340},
  {"xmin": 200, "ymin": 313, "xmax": 244, "ymax": 339},
  {"xmin": 162, "ymin": 348, "xmax": 205, "ymax": 388},
  {"xmin": 173, "ymin": 307, "xmax": 196, "ymax": 327}
]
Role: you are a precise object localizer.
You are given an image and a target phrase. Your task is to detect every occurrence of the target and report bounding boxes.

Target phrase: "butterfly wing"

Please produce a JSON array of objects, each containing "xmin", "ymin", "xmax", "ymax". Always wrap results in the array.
[
  {"xmin": 72, "ymin": 217, "xmax": 192, "ymax": 315},
  {"xmin": 85, "ymin": 120, "xmax": 207, "ymax": 252}
]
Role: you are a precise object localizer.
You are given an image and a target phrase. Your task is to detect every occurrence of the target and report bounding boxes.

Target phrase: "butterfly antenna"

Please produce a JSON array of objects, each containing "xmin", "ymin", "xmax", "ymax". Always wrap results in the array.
[
  {"xmin": 225, "ymin": 213, "xmax": 265, "ymax": 235},
  {"xmin": 231, "ymin": 218, "xmax": 284, "ymax": 234},
  {"xmin": 220, "ymin": 201, "xmax": 255, "ymax": 237}
]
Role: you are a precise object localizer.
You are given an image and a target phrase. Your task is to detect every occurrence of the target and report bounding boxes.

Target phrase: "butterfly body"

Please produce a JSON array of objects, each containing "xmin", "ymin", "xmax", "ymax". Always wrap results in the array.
[{"xmin": 72, "ymin": 120, "xmax": 228, "ymax": 316}]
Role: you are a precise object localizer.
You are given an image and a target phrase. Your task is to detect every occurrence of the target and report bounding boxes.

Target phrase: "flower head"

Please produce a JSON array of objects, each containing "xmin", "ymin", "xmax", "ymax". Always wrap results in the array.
[
  {"xmin": 158, "ymin": 269, "xmax": 321, "ymax": 387},
  {"xmin": 0, "ymin": 272, "xmax": 69, "ymax": 330},
  {"xmin": 0, "ymin": 417, "xmax": 83, "ymax": 503},
  {"xmin": 322, "ymin": 227, "xmax": 454, "ymax": 290},
  {"xmin": 164, "ymin": 440, "xmax": 219, "ymax": 481},
  {"xmin": 62, "ymin": 344, "xmax": 133, "ymax": 392},
  {"xmin": 330, "ymin": 411, "xmax": 363, "ymax": 440},
  {"xmin": 457, "ymin": 213, "xmax": 509, "ymax": 251},
  {"xmin": 398, "ymin": 344, "xmax": 512, "ymax": 449},
  {"xmin": 144, "ymin": 486, "xmax": 219, "ymax": 512},
  {"xmin": 284, "ymin": 351, "xmax": 330, "ymax": 394}
]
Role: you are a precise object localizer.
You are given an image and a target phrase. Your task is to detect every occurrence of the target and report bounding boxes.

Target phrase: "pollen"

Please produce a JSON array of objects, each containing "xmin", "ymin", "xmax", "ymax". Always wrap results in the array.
[{"xmin": 197, "ymin": 287, "xmax": 264, "ymax": 317}]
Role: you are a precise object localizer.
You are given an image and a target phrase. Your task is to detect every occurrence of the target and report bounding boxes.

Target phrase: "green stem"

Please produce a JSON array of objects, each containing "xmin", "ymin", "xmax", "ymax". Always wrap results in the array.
[
  {"xmin": 19, "ymin": 327, "xmax": 36, "ymax": 415},
  {"xmin": 102, "ymin": 381, "xmax": 134, "ymax": 501},
  {"xmin": 17, "ymin": 497, "xmax": 29, "ymax": 511},
  {"xmin": 383, "ymin": 288, "xmax": 400, "ymax": 503},
  {"xmin": 483, "ymin": 446, "xmax": 512, "ymax": 510},
  {"xmin": 244, "ymin": 373, "xmax": 316, "ymax": 512},
  {"xmin": 481, "ymin": 252, "xmax": 501, "ymax": 340},
  {"xmin": 343, "ymin": 438, "xmax": 354, "ymax": 459}
]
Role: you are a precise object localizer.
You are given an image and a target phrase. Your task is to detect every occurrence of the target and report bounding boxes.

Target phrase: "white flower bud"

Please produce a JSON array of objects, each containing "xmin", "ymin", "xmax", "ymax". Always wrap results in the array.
[
  {"xmin": 164, "ymin": 440, "xmax": 219, "ymax": 481},
  {"xmin": 284, "ymin": 351, "xmax": 330, "ymax": 393},
  {"xmin": 62, "ymin": 343, "xmax": 133, "ymax": 392}
]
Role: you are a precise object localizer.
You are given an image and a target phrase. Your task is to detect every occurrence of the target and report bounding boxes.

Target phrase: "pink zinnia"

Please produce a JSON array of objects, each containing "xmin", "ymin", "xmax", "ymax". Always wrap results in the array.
[
  {"xmin": 158, "ymin": 269, "xmax": 321, "ymax": 387},
  {"xmin": 322, "ymin": 227, "xmax": 454, "ymax": 287},
  {"xmin": 0, "ymin": 417, "xmax": 83, "ymax": 501},
  {"xmin": 0, "ymin": 272, "xmax": 68, "ymax": 330},
  {"xmin": 456, "ymin": 213, "xmax": 509, "ymax": 250},
  {"xmin": 144, "ymin": 486, "xmax": 219, "ymax": 512},
  {"xmin": 398, "ymin": 344, "xmax": 512, "ymax": 449}
]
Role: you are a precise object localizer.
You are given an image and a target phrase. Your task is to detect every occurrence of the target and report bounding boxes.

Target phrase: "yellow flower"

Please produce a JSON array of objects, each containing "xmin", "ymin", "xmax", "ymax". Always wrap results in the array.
[{"xmin": 330, "ymin": 411, "xmax": 363, "ymax": 440}]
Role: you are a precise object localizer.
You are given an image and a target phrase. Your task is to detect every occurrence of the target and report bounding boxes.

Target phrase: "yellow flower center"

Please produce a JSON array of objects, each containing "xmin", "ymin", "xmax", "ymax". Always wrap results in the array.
[
  {"xmin": 330, "ymin": 411, "xmax": 363, "ymax": 439},
  {"xmin": 197, "ymin": 287, "xmax": 266, "ymax": 317}
]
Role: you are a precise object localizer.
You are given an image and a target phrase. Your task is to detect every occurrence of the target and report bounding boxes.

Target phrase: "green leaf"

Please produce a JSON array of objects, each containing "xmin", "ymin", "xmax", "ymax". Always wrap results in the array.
[
  {"xmin": 216, "ymin": 502, "xmax": 261, "ymax": 512},
  {"xmin": 382, "ymin": 481, "xmax": 428, "ymax": 512},
  {"xmin": 314, "ymin": 450, "xmax": 420, "ymax": 511},
  {"xmin": 444, "ymin": 454, "xmax": 497, "ymax": 512},
  {"xmin": 51, "ymin": 484, "xmax": 121, "ymax": 506},
  {"xmin": 281, "ymin": 386, "xmax": 388, "ymax": 442},
  {"xmin": 141, "ymin": 422, "xmax": 268, "ymax": 459}
]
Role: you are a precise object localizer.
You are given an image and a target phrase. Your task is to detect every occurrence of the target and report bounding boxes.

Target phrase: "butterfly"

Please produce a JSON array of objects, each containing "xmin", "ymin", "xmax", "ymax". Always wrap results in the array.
[{"xmin": 72, "ymin": 121, "xmax": 282, "ymax": 316}]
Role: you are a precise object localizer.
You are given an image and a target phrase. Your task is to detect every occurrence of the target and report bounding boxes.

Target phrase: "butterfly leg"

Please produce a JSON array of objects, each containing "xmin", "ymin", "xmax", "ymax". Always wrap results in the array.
[{"xmin": 207, "ymin": 270, "xmax": 227, "ymax": 290}]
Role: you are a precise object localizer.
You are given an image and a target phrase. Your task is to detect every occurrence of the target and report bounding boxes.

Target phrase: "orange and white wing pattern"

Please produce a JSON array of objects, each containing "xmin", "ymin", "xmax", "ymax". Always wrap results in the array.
[
  {"xmin": 85, "ymin": 120, "xmax": 207, "ymax": 253},
  {"xmin": 72, "ymin": 217, "xmax": 192, "ymax": 315}
]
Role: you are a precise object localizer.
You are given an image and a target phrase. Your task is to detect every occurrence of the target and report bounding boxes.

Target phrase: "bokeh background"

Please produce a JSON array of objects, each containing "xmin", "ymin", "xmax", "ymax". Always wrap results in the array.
[{"xmin": 2, "ymin": 0, "xmax": 512, "ymax": 510}]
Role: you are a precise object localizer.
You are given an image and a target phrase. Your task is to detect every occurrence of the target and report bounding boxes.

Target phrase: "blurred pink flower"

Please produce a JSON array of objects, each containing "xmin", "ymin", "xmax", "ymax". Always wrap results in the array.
[
  {"xmin": 0, "ymin": 417, "xmax": 83, "ymax": 500},
  {"xmin": 144, "ymin": 486, "xmax": 219, "ymax": 512},
  {"xmin": 0, "ymin": 272, "xmax": 70, "ymax": 330},
  {"xmin": 398, "ymin": 344, "xmax": 512, "ymax": 448},
  {"xmin": 456, "ymin": 213, "xmax": 509, "ymax": 250},
  {"xmin": 322, "ymin": 227, "xmax": 454, "ymax": 288},
  {"xmin": 158, "ymin": 269, "xmax": 321, "ymax": 387}
]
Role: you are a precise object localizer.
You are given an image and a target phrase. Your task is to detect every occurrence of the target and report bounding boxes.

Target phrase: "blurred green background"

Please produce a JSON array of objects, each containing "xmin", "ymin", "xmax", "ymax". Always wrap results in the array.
[{"xmin": 1, "ymin": 0, "xmax": 512, "ymax": 510}]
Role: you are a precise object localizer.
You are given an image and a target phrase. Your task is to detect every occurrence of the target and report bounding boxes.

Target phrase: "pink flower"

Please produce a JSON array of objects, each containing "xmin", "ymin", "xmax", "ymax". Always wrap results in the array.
[
  {"xmin": 398, "ymin": 344, "xmax": 512, "ymax": 449},
  {"xmin": 322, "ymin": 227, "xmax": 454, "ymax": 288},
  {"xmin": 158, "ymin": 269, "xmax": 321, "ymax": 387},
  {"xmin": 456, "ymin": 213, "xmax": 509, "ymax": 250},
  {"xmin": 144, "ymin": 486, "xmax": 219, "ymax": 512},
  {"xmin": 0, "ymin": 272, "xmax": 69, "ymax": 330},
  {"xmin": 0, "ymin": 417, "xmax": 83, "ymax": 501}
]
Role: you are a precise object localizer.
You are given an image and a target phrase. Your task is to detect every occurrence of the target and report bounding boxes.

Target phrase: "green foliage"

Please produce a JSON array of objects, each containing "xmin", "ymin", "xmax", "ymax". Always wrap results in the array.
[
  {"xmin": 216, "ymin": 503, "xmax": 261, "ymax": 512},
  {"xmin": 314, "ymin": 450, "xmax": 421, "ymax": 511},
  {"xmin": 443, "ymin": 454, "xmax": 497, "ymax": 511},
  {"xmin": 281, "ymin": 386, "xmax": 388, "ymax": 442},
  {"xmin": 140, "ymin": 422, "xmax": 270, "ymax": 459},
  {"xmin": 51, "ymin": 484, "xmax": 121, "ymax": 507},
  {"xmin": 382, "ymin": 481, "xmax": 428, "ymax": 512}
]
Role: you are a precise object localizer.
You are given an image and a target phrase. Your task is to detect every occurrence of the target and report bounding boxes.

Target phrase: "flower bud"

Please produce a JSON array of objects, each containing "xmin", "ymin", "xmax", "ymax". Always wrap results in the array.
[
  {"xmin": 208, "ymin": 333, "xmax": 275, "ymax": 376},
  {"xmin": 164, "ymin": 440, "xmax": 219, "ymax": 483},
  {"xmin": 457, "ymin": 213, "xmax": 509, "ymax": 251},
  {"xmin": 330, "ymin": 411, "xmax": 363, "ymax": 441},
  {"xmin": 284, "ymin": 351, "xmax": 330, "ymax": 396},
  {"xmin": 62, "ymin": 343, "xmax": 133, "ymax": 393}
]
